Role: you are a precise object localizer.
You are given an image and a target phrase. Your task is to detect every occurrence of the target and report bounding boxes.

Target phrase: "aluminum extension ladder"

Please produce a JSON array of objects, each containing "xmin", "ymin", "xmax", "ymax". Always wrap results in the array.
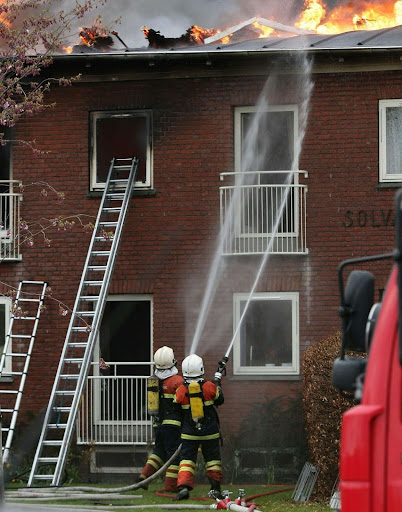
[
  {"xmin": 28, "ymin": 157, "xmax": 138, "ymax": 487},
  {"xmin": 0, "ymin": 281, "xmax": 48, "ymax": 464}
]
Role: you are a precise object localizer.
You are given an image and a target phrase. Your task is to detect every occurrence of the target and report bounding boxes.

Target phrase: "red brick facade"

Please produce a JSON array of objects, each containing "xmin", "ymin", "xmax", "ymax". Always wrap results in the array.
[{"xmin": 0, "ymin": 52, "xmax": 399, "ymax": 463}]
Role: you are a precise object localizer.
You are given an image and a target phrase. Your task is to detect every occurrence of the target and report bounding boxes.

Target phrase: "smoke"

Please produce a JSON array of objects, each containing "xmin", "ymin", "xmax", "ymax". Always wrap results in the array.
[{"xmin": 54, "ymin": 0, "xmax": 316, "ymax": 48}]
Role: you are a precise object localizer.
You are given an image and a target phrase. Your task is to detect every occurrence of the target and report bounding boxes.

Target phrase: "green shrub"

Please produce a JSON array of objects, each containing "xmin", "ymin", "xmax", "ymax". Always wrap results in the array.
[{"xmin": 302, "ymin": 332, "xmax": 356, "ymax": 501}]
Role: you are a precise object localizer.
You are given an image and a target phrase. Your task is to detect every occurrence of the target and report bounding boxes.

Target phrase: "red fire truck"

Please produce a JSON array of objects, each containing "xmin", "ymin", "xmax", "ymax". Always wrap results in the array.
[{"xmin": 332, "ymin": 190, "xmax": 402, "ymax": 511}]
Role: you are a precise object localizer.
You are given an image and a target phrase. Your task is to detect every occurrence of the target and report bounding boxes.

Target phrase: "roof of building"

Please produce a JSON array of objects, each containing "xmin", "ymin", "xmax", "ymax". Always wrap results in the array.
[{"xmin": 61, "ymin": 24, "xmax": 402, "ymax": 58}]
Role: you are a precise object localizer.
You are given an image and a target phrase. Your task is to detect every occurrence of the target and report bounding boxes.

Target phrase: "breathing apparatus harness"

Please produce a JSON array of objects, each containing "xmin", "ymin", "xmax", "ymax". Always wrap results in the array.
[
  {"xmin": 185, "ymin": 379, "xmax": 205, "ymax": 431},
  {"xmin": 147, "ymin": 374, "xmax": 162, "ymax": 425}
]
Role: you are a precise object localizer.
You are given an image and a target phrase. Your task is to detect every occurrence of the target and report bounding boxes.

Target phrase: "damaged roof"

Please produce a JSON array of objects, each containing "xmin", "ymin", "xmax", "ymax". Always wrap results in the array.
[{"xmin": 63, "ymin": 24, "xmax": 402, "ymax": 57}]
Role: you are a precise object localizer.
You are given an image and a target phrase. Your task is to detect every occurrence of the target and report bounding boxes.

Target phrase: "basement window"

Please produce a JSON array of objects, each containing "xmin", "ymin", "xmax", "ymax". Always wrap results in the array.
[
  {"xmin": 0, "ymin": 297, "xmax": 11, "ymax": 374},
  {"xmin": 90, "ymin": 110, "xmax": 153, "ymax": 191},
  {"xmin": 379, "ymin": 99, "xmax": 402, "ymax": 183},
  {"xmin": 233, "ymin": 292, "xmax": 299, "ymax": 376}
]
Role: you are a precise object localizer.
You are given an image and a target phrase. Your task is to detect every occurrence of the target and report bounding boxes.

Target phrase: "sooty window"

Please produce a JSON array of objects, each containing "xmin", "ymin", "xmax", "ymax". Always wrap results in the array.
[
  {"xmin": 379, "ymin": 99, "xmax": 402, "ymax": 183},
  {"xmin": 90, "ymin": 110, "xmax": 152, "ymax": 191},
  {"xmin": 233, "ymin": 292, "xmax": 299, "ymax": 376}
]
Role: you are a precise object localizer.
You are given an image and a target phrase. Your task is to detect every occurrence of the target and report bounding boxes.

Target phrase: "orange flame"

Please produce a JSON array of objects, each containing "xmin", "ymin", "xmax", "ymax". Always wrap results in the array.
[
  {"xmin": 253, "ymin": 21, "xmax": 276, "ymax": 38},
  {"xmin": 296, "ymin": 0, "xmax": 402, "ymax": 34},
  {"xmin": 62, "ymin": 45, "xmax": 73, "ymax": 54},
  {"xmin": 190, "ymin": 24, "xmax": 216, "ymax": 44}
]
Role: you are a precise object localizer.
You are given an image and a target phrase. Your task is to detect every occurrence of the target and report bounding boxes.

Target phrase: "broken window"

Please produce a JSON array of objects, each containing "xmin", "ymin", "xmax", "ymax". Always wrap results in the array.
[
  {"xmin": 233, "ymin": 292, "xmax": 299, "ymax": 376},
  {"xmin": 379, "ymin": 99, "xmax": 402, "ymax": 183},
  {"xmin": 90, "ymin": 111, "xmax": 152, "ymax": 191}
]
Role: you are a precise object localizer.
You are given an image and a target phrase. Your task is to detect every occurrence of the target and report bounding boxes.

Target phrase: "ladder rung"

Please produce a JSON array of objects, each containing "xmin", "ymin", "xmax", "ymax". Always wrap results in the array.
[
  {"xmin": 6, "ymin": 371, "xmax": 24, "ymax": 376},
  {"xmin": 99, "ymin": 222, "xmax": 118, "ymax": 227},
  {"xmin": 102, "ymin": 208, "xmax": 121, "ymax": 212},
  {"xmin": 0, "ymin": 409, "xmax": 14, "ymax": 413},
  {"xmin": 110, "ymin": 179, "xmax": 128, "ymax": 183},
  {"xmin": 38, "ymin": 457, "xmax": 59, "ymax": 463},
  {"xmin": 10, "ymin": 334, "xmax": 32, "ymax": 339},
  {"xmin": 106, "ymin": 194, "xmax": 124, "ymax": 199},
  {"xmin": 75, "ymin": 311, "xmax": 95, "ymax": 316},
  {"xmin": 13, "ymin": 316, "xmax": 37, "ymax": 321},
  {"xmin": 17, "ymin": 298, "xmax": 41, "ymax": 303},
  {"xmin": 21, "ymin": 280, "xmax": 47, "ymax": 285},
  {"xmin": 68, "ymin": 342, "xmax": 88, "ymax": 347},
  {"xmin": 0, "ymin": 390, "xmax": 19, "ymax": 394},
  {"xmin": 52, "ymin": 406, "xmax": 71, "ymax": 412},
  {"xmin": 60, "ymin": 374, "xmax": 79, "ymax": 379},
  {"xmin": 71, "ymin": 327, "xmax": 90, "ymax": 332},
  {"xmin": 83, "ymin": 281, "xmax": 103, "ymax": 286},
  {"xmin": 48, "ymin": 423, "xmax": 67, "ymax": 429},
  {"xmin": 88, "ymin": 265, "xmax": 107, "ymax": 271},
  {"xmin": 80, "ymin": 296, "xmax": 99, "ymax": 301},
  {"xmin": 7, "ymin": 353, "xmax": 29, "ymax": 357},
  {"xmin": 94, "ymin": 236, "xmax": 114, "ymax": 241},
  {"xmin": 55, "ymin": 391, "xmax": 75, "ymax": 396},
  {"xmin": 32, "ymin": 475, "xmax": 55, "ymax": 480},
  {"xmin": 91, "ymin": 251, "xmax": 110, "ymax": 256},
  {"xmin": 64, "ymin": 358, "xmax": 83, "ymax": 363}
]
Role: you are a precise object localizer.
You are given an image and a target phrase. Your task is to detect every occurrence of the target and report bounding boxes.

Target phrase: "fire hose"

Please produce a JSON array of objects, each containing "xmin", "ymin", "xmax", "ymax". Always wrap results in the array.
[{"xmin": 11, "ymin": 445, "xmax": 182, "ymax": 496}]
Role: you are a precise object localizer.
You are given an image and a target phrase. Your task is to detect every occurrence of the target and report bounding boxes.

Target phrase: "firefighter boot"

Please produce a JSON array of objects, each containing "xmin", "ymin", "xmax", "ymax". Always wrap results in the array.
[
  {"xmin": 174, "ymin": 486, "xmax": 190, "ymax": 501},
  {"xmin": 136, "ymin": 475, "xmax": 149, "ymax": 490},
  {"xmin": 208, "ymin": 478, "xmax": 224, "ymax": 500}
]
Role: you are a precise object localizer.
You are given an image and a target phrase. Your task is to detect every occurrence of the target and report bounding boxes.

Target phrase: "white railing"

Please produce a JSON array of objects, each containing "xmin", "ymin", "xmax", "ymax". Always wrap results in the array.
[
  {"xmin": 0, "ymin": 180, "xmax": 23, "ymax": 261},
  {"xmin": 219, "ymin": 171, "xmax": 308, "ymax": 255},
  {"xmin": 77, "ymin": 362, "xmax": 153, "ymax": 445}
]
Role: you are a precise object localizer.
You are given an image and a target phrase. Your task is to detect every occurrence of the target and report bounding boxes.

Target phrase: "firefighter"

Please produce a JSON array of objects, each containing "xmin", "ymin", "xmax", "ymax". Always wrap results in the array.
[
  {"xmin": 137, "ymin": 346, "xmax": 184, "ymax": 492},
  {"xmin": 173, "ymin": 353, "xmax": 224, "ymax": 501}
]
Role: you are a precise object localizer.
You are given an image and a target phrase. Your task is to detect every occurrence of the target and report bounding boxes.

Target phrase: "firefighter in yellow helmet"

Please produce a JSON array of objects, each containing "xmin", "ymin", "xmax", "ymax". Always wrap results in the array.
[
  {"xmin": 173, "ymin": 354, "xmax": 224, "ymax": 501},
  {"xmin": 137, "ymin": 346, "xmax": 184, "ymax": 492}
]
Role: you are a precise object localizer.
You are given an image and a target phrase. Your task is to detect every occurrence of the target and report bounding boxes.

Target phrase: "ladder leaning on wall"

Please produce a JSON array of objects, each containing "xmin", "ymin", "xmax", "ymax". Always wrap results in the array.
[
  {"xmin": 28, "ymin": 157, "xmax": 139, "ymax": 487},
  {"xmin": 0, "ymin": 280, "xmax": 48, "ymax": 464}
]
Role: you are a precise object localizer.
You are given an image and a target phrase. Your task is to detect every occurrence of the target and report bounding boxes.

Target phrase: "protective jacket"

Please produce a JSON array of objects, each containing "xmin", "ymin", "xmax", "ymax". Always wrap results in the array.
[
  {"xmin": 175, "ymin": 379, "xmax": 224, "ymax": 440},
  {"xmin": 157, "ymin": 373, "xmax": 184, "ymax": 426}
]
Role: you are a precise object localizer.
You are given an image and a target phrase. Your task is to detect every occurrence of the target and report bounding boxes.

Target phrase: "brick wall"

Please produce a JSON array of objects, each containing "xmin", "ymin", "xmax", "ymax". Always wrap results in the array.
[{"xmin": 0, "ymin": 64, "xmax": 399, "ymax": 451}]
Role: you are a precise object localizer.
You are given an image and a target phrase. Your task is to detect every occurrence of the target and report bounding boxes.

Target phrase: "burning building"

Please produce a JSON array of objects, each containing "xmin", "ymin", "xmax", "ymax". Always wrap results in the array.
[{"xmin": 1, "ymin": 0, "xmax": 402, "ymax": 486}]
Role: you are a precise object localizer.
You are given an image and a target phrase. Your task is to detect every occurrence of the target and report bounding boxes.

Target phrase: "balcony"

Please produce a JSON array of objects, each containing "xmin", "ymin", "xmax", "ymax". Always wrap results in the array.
[
  {"xmin": 77, "ymin": 362, "xmax": 153, "ymax": 446},
  {"xmin": 219, "ymin": 171, "xmax": 308, "ymax": 256},
  {"xmin": 0, "ymin": 181, "xmax": 23, "ymax": 261}
]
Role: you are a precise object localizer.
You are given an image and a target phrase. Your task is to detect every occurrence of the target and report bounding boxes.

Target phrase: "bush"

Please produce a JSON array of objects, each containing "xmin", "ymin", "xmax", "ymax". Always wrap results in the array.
[{"xmin": 302, "ymin": 332, "xmax": 357, "ymax": 501}]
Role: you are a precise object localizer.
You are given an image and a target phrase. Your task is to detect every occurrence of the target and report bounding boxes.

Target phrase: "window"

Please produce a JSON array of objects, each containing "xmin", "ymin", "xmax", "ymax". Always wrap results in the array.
[
  {"xmin": 379, "ymin": 99, "xmax": 402, "ymax": 182},
  {"xmin": 232, "ymin": 106, "xmax": 303, "ymax": 253},
  {"xmin": 0, "ymin": 296, "xmax": 12, "ymax": 374},
  {"xmin": 233, "ymin": 292, "xmax": 299, "ymax": 376},
  {"xmin": 90, "ymin": 111, "xmax": 153, "ymax": 191}
]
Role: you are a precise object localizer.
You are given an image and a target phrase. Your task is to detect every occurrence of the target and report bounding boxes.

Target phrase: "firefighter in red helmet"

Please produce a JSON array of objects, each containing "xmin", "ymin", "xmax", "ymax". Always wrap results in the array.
[
  {"xmin": 137, "ymin": 346, "xmax": 184, "ymax": 492},
  {"xmin": 173, "ymin": 354, "xmax": 224, "ymax": 501}
]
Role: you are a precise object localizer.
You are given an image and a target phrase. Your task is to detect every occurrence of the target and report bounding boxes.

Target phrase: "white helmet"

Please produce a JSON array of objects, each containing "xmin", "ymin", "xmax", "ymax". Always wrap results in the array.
[
  {"xmin": 182, "ymin": 354, "xmax": 204, "ymax": 378},
  {"xmin": 154, "ymin": 346, "xmax": 176, "ymax": 370}
]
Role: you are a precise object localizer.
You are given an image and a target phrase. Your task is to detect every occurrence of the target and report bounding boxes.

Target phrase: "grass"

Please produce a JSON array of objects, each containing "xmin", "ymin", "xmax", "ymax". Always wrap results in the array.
[{"xmin": 5, "ymin": 481, "xmax": 332, "ymax": 511}]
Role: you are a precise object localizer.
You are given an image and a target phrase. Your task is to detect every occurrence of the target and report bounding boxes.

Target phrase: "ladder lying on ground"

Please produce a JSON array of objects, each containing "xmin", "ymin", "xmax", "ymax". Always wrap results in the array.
[
  {"xmin": 0, "ymin": 281, "xmax": 48, "ymax": 464},
  {"xmin": 28, "ymin": 157, "xmax": 138, "ymax": 487}
]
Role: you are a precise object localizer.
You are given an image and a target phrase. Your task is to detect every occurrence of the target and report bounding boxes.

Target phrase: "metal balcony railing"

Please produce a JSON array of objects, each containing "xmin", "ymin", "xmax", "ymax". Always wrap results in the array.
[
  {"xmin": 76, "ymin": 362, "xmax": 153, "ymax": 445},
  {"xmin": 219, "ymin": 170, "xmax": 308, "ymax": 255},
  {"xmin": 0, "ymin": 181, "xmax": 23, "ymax": 261}
]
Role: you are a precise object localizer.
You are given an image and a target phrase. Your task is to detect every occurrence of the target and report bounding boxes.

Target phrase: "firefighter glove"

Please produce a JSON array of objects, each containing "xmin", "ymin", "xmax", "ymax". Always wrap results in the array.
[{"xmin": 214, "ymin": 372, "xmax": 222, "ymax": 381}]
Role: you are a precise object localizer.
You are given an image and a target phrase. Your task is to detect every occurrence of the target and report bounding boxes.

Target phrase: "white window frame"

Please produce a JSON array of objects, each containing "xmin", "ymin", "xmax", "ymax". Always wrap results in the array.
[
  {"xmin": 379, "ymin": 99, "xmax": 402, "ymax": 183},
  {"xmin": 90, "ymin": 110, "xmax": 153, "ymax": 191},
  {"xmin": 0, "ymin": 296, "xmax": 12, "ymax": 374},
  {"xmin": 233, "ymin": 292, "xmax": 299, "ymax": 376},
  {"xmin": 234, "ymin": 105, "xmax": 300, "ymax": 239}
]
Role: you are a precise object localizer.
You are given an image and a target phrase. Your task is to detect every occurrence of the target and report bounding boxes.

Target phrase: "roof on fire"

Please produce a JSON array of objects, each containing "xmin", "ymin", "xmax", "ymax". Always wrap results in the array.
[{"xmin": 61, "ymin": 24, "xmax": 402, "ymax": 57}]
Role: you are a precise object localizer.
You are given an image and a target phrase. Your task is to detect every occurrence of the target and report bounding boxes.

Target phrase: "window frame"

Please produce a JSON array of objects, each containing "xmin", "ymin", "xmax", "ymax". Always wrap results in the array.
[
  {"xmin": 379, "ymin": 99, "xmax": 402, "ymax": 183},
  {"xmin": 0, "ymin": 296, "xmax": 12, "ymax": 374},
  {"xmin": 232, "ymin": 291, "xmax": 299, "ymax": 376},
  {"xmin": 233, "ymin": 105, "xmax": 300, "ymax": 241},
  {"xmin": 90, "ymin": 110, "xmax": 153, "ymax": 191}
]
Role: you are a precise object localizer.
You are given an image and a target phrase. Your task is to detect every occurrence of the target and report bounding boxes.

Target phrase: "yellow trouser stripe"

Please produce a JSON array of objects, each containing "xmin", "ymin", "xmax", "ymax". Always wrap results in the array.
[
  {"xmin": 206, "ymin": 460, "xmax": 221, "ymax": 469},
  {"xmin": 147, "ymin": 454, "xmax": 164, "ymax": 470},
  {"xmin": 181, "ymin": 432, "xmax": 220, "ymax": 441},
  {"xmin": 163, "ymin": 393, "xmax": 175, "ymax": 398},
  {"xmin": 204, "ymin": 400, "xmax": 214, "ymax": 406},
  {"xmin": 162, "ymin": 419, "xmax": 181, "ymax": 426},
  {"xmin": 166, "ymin": 471, "xmax": 178, "ymax": 478}
]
